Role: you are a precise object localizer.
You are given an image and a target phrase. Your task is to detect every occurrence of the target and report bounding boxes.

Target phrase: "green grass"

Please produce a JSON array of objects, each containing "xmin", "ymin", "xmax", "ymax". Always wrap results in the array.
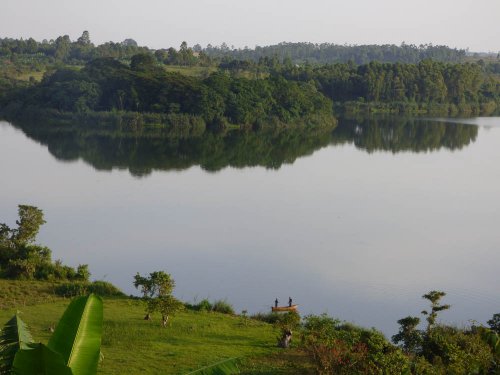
[
  {"xmin": 163, "ymin": 65, "xmax": 269, "ymax": 80},
  {"xmin": 164, "ymin": 65, "xmax": 217, "ymax": 77},
  {"xmin": 0, "ymin": 284, "xmax": 313, "ymax": 374},
  {"xmin": 0, "ymin": 279, "xmax": 64, "ymax": 309},
  {"xmin": 16, "ymin": 70, "xmax": 45, "ymax": 82}
]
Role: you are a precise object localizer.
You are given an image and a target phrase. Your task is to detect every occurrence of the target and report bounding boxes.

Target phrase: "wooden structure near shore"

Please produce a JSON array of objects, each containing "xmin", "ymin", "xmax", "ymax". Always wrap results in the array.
[{"xmin": 272, "ymin": 304, "xmax": 298, "ymax": 312}]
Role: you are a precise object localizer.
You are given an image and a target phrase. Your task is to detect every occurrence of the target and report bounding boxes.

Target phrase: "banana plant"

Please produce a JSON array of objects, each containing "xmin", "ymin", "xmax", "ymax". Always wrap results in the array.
[
  {"xmin": 0, "ymin": 294, "xmax": 103, "ymax": 375},
  {"xmin": 1, "ymin": 294, "xmax": 238, "ymax": 375},
  {"xmin": 0, "ymin": 314, "xmax": 34, "ymax": 374},
  {"xmin": 187, "ymin": 357, "xmax": 240, "ymax": 375}
]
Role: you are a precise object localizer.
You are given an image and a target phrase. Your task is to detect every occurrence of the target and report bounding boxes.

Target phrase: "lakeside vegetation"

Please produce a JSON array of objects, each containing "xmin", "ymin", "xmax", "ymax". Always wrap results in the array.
[
  {"xmin": 1, "ymin": 32, "xmax": 500, "ymax": 374},
  {"xmin": 1, "ymin": 206, "xmax": 500, "ymax": 374},
  {"xmin": 1, "ymin": 32, "xmax": 500, "ymax": 127},
  {"xmin": 1, "ymin": 280, "xmax": 499, "ymax": 374}
]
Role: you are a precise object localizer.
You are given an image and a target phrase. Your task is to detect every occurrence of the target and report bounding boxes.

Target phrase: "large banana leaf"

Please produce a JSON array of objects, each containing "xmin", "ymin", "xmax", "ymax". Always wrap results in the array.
[
  {"xmin": 47, "ymin": 294, "xmax": 103, "ymax": 375},
  {"xmin": 0, "ymin": 314, "xmax": 34, "ymax": 373},
  {"xmin": 186, "ymin": 358, "xmax": 240, "ymax": 375},
  {"xmin": 12, "ymin": 343, "xmax": 73, "ymax": 375}
]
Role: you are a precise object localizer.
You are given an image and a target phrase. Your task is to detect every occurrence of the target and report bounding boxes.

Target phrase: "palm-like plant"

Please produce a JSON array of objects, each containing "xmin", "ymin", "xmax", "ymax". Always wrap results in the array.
[
  {"xmin": 0, "ymin": 294, "xmax": 103, "ymax": 375},
  {"xmin": 1, "ymin": 294, "xmax": 239, "ymax": 374}
]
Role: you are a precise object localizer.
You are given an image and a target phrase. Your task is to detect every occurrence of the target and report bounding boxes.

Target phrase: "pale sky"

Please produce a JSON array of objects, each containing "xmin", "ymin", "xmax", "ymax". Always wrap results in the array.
[{"xmin": 1, "ymin": 0, "xmax": 499, "ymax": 52}]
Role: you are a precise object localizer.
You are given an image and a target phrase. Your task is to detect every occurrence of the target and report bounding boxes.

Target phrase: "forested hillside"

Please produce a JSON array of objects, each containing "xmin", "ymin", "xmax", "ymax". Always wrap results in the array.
[
  {"xmin": 1, "ymin": 32, "xmax": 500, "ymax": 124},
  {"xmin": 203, "ymin": 42, "xmax": 468, "ymax": 64}
]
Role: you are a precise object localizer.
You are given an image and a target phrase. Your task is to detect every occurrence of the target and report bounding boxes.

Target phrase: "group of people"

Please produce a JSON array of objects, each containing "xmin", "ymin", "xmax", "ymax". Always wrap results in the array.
[{"xmin": 274, "ymin": 297, "xmax": 293, "ymax": 308}]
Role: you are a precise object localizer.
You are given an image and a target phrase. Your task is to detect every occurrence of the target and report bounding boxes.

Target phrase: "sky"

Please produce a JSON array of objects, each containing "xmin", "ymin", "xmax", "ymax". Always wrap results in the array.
[{"xmin": 1, "ymin": 0, "xmax": 499, "ymax": 52}]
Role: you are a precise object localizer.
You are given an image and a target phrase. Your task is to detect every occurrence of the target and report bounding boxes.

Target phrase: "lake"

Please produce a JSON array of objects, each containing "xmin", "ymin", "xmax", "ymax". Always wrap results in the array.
[{"xmin": 1, "ymin": 116, "xmax": 499, "ymax": 336}]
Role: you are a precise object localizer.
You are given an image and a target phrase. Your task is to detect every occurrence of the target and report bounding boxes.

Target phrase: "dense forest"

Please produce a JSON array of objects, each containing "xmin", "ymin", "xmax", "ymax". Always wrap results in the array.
[
  {"xmin": 202, "ymin": 42, "xmax": 469, "ymax": 64},
  {"xmin": 1, "ymin": 54, "xmax": 335, "ymax": 127},
  {"xmin": 277, "ymin": 60, "xmax": 500, "ymax": 114},
  {"xmin": 0, "ymin": 33, "xmax": 470, "ymax": 66},
  {"xmin": 1, "ymin": 32, "xmax": 500, "ymax": 126}
]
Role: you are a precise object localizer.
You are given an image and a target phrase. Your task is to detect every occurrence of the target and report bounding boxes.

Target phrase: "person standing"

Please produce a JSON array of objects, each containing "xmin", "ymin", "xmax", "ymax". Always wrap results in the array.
[
  {"xmin": 275, "ymin": 298, "xmax": 279, "ymax": 308},
  {"xmin": 288, "ymin": 297, "xmax": 292, "ymax": 307}
]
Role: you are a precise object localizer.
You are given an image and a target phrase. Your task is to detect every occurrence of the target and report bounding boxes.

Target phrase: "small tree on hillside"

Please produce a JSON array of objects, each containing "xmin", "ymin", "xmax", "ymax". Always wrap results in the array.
[
  {"xmin": 1, "ymin": 205, "xmax": 89, "ymax": 281},
  {"xmin": 488, "ymin": 313, "xmax": 500, "ymax": 334},
  {"xmin": 133, "ymin": 271, "xmax": 184, "ymax": 326},
  {"xmin": 421, "ymin": 290, "xmax": 450, "ymax": 332},
  {"xmin": 392, "ymin": 316, "xmax": 423, "ymax": 354},
  {"xmin": 133, "ymin": 272, "xmax": 155, "ymax": 320}
]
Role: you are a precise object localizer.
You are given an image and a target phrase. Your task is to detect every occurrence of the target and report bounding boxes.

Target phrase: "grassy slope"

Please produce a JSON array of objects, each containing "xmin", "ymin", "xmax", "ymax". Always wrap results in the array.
[
  {"xmin": 0, "ymin": 279, "xmax": 64, "ymax": 309},
  {"xmin": 164, "ymin": 65, "xmax": 217, "ymax": 77},
  {"xmin": 0, "ymin": 281, "xmax": 312, "ymax": 374}
]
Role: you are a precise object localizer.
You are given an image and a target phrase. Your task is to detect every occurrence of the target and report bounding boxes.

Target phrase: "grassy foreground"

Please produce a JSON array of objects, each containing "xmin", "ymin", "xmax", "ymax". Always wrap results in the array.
[{"xmin": 0, "ymin": 281, "xmax": 311, "ymax": 374}]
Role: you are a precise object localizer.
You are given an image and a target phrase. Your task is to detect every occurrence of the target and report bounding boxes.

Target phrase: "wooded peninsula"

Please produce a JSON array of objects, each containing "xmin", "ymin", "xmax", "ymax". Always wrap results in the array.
[{"xmin": 1, "ymin": 32, "xmax": 499, "ymax": 130}]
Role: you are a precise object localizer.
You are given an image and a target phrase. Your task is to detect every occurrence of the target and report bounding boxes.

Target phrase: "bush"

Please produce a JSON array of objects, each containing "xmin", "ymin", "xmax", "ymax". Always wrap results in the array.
[
  {"xmin": 211, "ymin": 299, "xmax": 234, "ymax": 315},
  {"xmin": 301, "ymin": 314, "xmax": 410, "ymax": 374},
  {"xmin": 194, "ymin": 298, "xmax": 212, "ymax": 312},
  {"xmin": 421, "ymin": 325, "xmax": 493, "ymax": 374},
  {"xmin": 251, "ymin": 312, "xmax": 282, "ymax": 324},
  {"xmin": 186, "ymin": 298, "xmax": 235, "ymax": 314},
  {"xmin": 55, "ymin": 281, "xmax": 124, "ymax": 298}
]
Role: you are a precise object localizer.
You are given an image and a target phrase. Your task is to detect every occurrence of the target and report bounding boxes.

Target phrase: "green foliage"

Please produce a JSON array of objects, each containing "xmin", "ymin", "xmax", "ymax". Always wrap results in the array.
[
  {"xmin": 150, "ymin": 295, "xmax": 185, "ymax": 327},
  {"xmin": 186, "ymin": 299, "xmax": 234, "ymax": 315},
  {"xmin": 0, "ymin": 315, "xmax": 34, "ymax": 373},
  {"xmin": 1, "ymin": 294, "xmax": 103, "ymax": 375},
  {"xmin": 0, "ymin": 299, "xmax": 282, "ymax": 374},
  {"xmin": 188, "ymin": 298, "xmax": 213, "ymax": 312},
  {"xmin": 205, "ymin": 42, "xmax": 466, "ymax": 65},
  {"xmin": 421, "ymin": 325, "xmax": 493, "ymax": 374},
  {"xmin": 0, "ymin": 205, "xmax": 90, "ymax": 281},
  {"xmin": 54, "ymin": 281, "xmax": 124, "ymax": 298},
  {"xmin": 392, "ymin": 316, "xmax": 423, "ymax": 354},
  {"xmin": 273, "ymin": 312, "xmax": 300, "ymax": 332},
  {"xmin": 47, "ymin": 294, "xmax": 103, "ymax": 375},
  {"xmin": 301, "ymin": 314, "xmax": 410, "ymax": 374},
  {"xmin": 250, "ymin": 312, "xmax": 283, "ymax": 325},
  {"xmin": 211, "ymin": 300, "xmax": 235, "ymax": 315},
  {"xmin": 134, "ymin": 271, "xmax": 183, "ymax": 326},
  {"xmin": 488, "ymin": 313, "xmax": 500, "ymax": 334},
  {"xmin": 2, "ymin": 55, "xmax": 334, "ymax": 126},
  {"xmin": 12, "ymin": 343, "xmax": 73, "ymax": 375},
  {"xmin": 421, "ymin": 291, "xmax": 450, "ymax": 331},
  {"xmin": 279, "ymin": 60, "xmax": 500, "ymax": 112},
  {"xmin": 0, "ymin": 279, "xmax": 63, "ymax": 309},
  {"xmin": 12, "ymin": 205, "xmax": 45, "ymax": 245},
  {"xmin": 393, "ymin": 291, "xmax": 499, "ymax": 374},
  {"xmin": 186, "ymin": 357, "xmax": 240, "ymax": 374}
]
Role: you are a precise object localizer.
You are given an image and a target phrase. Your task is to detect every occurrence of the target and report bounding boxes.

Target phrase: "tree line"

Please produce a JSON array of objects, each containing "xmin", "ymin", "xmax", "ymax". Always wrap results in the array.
[
  {"xmin": 2, "ymin": 54, "xmax": 335, "ymax": 127},
  {"xmin": 0, "ymin": 33, "xmax": 470, "ymax": 66},
  {"xmin": 277, "ymin": 60, "xmax": 500, "ymax": 111},
  {"xmin": 203, "ymin": 42, "xmax": 468, "ymax": 64}
]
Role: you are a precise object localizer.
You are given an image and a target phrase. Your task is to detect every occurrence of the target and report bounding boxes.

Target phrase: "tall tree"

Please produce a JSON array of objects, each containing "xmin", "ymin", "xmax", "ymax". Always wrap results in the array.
[
  {"xmin": 77, "ymin": 31, "xmax": 91, "ymax": 46},
  {"xmin": 421, "ymin": 290, "xmax": 450, "ymax": 332}
]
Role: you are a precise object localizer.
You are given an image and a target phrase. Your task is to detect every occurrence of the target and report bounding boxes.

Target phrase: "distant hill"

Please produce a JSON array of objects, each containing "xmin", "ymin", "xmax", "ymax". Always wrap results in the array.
[{"xmin": 201, "ymin": 42, "xmax": 467, "ymax": 64}]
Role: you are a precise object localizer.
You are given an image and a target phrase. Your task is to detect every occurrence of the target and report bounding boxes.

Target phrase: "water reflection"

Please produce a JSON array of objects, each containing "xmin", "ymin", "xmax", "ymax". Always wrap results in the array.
[
  {"xmin": 11, "ymin": 116, "xmax": 478, "ymax": 176},
  {"xmin": 1, "ymin": 117, "xmax": 499, "ymax": 336},
  {"xmin": 333, "ymin": 116, "xmax": 478, "ymax": 153}
]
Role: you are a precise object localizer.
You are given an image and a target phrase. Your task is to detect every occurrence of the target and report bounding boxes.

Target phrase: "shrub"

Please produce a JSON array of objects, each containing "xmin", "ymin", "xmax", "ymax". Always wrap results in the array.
[
  {"xmin": 55, "ymin": 281, "xmax": 124, "ymax": 297},
  {"xmin": 211, "ymin": 299, "xmax": 234, "ymax": 315},
  {"xmin": 301, "ymin": 314, "xmax": 410, "ymax": 374},
  {"xmin": 194, "ymin": 298, "xmax": 213, "ymax": 312},
  {"xmin": 422, "ymin": 325, "xmax": 493, "ymax": 374},
  {"xmin": 251, "ymin": 312, "xmax": 282, "ymax": 324}
]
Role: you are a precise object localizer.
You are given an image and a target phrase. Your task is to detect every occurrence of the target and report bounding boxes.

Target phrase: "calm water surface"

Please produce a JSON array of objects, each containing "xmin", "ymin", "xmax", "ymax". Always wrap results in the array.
[{"xmin": 1, "ymin": 116, "xmax": 499, "ymax": 335}]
